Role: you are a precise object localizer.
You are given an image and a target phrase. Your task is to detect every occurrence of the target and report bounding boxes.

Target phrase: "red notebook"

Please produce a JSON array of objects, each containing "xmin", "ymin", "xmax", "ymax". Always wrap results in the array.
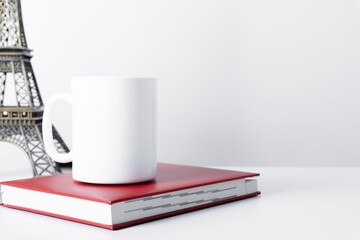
[{"xmin": 0, "ymin": 163, "xmax": 260, "ymax": 230}]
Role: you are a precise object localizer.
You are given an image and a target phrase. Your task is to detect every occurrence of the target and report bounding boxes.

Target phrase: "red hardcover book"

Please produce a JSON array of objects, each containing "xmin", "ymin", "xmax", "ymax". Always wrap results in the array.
[{"xmin": 0, "ymin": 163, "xmax": 260, "ymax": 230}]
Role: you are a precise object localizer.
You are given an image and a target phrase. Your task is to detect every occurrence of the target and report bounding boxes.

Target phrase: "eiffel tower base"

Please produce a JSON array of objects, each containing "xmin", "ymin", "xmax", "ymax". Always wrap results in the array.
[{"xmin": 0, "ymin": 124, "xmax": 68, "ymax": 176}]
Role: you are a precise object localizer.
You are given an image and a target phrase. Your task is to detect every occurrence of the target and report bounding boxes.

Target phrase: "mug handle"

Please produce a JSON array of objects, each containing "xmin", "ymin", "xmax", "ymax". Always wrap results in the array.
[{"xmin": 42, "ymin": 93, "xmax": 73, "ymax": 163}]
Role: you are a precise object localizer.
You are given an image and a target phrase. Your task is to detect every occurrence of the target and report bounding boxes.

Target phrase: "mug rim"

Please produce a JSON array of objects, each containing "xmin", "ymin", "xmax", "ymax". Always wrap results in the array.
[{"xmin": 72, "ymin": 76, "xmax": 156, "ymax": 81}]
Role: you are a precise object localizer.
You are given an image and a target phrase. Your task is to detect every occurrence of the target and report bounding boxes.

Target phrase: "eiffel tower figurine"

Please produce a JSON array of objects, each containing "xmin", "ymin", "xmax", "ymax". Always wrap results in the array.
[{"xmin": 0, "ymin": 0, "xmax": 69, "ymax": 176}]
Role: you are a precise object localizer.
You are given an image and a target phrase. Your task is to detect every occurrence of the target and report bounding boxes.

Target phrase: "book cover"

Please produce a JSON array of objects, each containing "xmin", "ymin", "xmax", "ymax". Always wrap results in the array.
[{"xmin": 0, "ymin": 163, "xmax": 260, "ymax": 229}]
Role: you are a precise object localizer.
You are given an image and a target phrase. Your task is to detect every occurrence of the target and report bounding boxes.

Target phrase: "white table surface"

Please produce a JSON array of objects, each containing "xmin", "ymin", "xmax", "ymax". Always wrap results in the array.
[{"xmin": 0, "ymin": 166, "xmax": 359, "ymax": 240}]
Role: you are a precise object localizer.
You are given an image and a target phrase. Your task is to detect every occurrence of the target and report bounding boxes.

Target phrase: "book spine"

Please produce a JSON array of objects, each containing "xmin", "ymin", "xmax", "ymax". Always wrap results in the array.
[{"xmin": 0, "ymin": 184, "xmax": 3, "ymax": 205}]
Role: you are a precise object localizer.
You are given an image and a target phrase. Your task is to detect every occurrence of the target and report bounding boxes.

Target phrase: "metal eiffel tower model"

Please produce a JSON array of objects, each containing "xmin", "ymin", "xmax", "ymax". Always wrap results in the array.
[{"xmin": 0, "ymin": 0, "xmax": 69, "ymax": 176}]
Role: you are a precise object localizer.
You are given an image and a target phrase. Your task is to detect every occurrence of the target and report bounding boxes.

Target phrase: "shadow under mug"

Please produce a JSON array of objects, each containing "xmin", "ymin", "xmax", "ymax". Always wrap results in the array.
[{"xmin": 42, "ymin": 77, "xmax": 157, "ymax": 184}]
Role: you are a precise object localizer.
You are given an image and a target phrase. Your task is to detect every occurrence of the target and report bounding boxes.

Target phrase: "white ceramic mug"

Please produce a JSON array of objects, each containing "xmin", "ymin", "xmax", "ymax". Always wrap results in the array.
[{"xmin": 42, "ymin": 77, "xmax": 157, "ymax": 184}]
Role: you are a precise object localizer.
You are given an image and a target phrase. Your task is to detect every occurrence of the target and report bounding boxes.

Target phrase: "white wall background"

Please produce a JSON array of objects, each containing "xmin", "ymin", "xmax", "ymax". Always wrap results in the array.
[{"xmin": 2, "ymin": 0, "xmax": 360, "ymax": 169}]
